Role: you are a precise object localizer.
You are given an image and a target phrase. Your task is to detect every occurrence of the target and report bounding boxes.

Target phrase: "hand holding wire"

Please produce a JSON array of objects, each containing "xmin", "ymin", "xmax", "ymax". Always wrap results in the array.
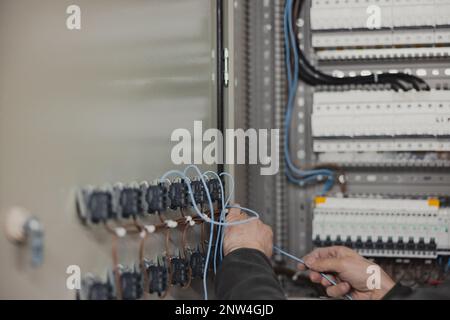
[{"xmin": 160, "ymin": 165, "xmax": 353, "ymax": 301}]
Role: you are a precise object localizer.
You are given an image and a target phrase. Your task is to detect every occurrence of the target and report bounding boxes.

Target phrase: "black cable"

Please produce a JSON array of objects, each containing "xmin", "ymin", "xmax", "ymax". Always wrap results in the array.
[{"xmin": 290, "ymin": 0, "xmax": 430, "ymax": 91}]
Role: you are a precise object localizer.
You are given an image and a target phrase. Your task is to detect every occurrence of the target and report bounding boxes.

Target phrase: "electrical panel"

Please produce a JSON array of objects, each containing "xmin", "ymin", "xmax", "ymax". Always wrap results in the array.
[
  {"xmin": 232, "ymin": 0, "xmax": 450, "ymax": 296},
  {"xmin": 2, "ymin": 0, "xmax": 450, "ymax": 300},
  {"xmin": 307, "ymin": 0, "xmax": 450, "ymax": 266}
]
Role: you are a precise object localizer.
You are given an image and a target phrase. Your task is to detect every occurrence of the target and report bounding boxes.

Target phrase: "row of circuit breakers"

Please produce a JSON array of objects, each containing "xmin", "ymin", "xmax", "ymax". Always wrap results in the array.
[
  {"xmin": 312, "ymin": 90, "xmax": 450, "ymax": 166},
  {"xmin": 309, "ymin": 0, "xmax": 450, "ymax": 167},
  {"xmin": 311, "ymin": 0, "xmax": 450, "ymax": 53},
  {"xmin": 75, "ymin": 177, "xmax": 223, "ymax": 300},
  {"xmin": 312, "ymin": 197, "xmax": 450, "ymax": 259}
]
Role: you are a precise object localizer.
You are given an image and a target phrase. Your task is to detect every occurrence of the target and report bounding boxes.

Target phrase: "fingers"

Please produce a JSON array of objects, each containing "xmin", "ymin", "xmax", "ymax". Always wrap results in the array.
[
  {"xmin": 297, "ymin": 263, "xmax": 307, "ymax": 271},
  {"xmin": 309, "ymin": 270, "xmax": 351, "ymax": 298},
  {"xmin": 308, "ymin": 271, "xmax": 337, "ymax": 287},
  {"xmin": 226, "ymin": 206, "xmax": 245, "ymax": 222},
  {"xmin": 304, "ymin": 246, "xmax": 352, "ymax": 261},
  {"xmin": 298, "ymin": 248, "xmax": 344, "ymax": 274},
  {"xmin": 304, "ymin": 256, "xmax": 344, "ymax": 273},
  {"xmin": 222, "ymin": 205, "xmax": 273, "ymax": 258},
  {"xmin": 297, "ymin": 264, "xmax": 323, "ymax": 283},
  {"xmin": 309, "ymin": 271, "xmax": 322, "ymax": 283},
  {"xmin": 326, "ymin": 282, "xmax": 351, "ymax": 298},
  {"xmin": 300, "ymin": 247, "xmax": 367, "ymax": 299},
  {"xmin": 317, "ymin": 276, "xmax": 352, "ymax": 298},
  {"xmin": 320, "ymin": 274, "xmax": 338, "ymax": 287}
]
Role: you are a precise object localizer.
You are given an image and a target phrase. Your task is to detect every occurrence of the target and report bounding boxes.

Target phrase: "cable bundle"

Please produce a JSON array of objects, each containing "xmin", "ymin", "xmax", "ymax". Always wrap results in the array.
[
  {"xmin": 284, "ymin": 0, "xmax": 335, "ymax": 193},
  {"xmin": 160, "ymin": 165, "xmax": 260, "ymax": 300},
  {"xmin": 287, "ymin": 0, "xmax": 430, "ymax": 91}
]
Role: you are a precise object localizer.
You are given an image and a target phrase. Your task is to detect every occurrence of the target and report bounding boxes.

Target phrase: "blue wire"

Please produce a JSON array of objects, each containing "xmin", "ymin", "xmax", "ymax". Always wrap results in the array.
[
  {"xmin": 282, "ymin": 0, "xmax": 335, "ymax": 193},
  {"xmin": 213, "ymin": 182, "xmax": 261, "ymax": 274},
  {"xmin": 284, "ymin": 0, "xmax": 327, "ymax": 178},
  {"xmin": 284, "ymin": 0, "xmax": 305, "ymax": 177},
  {"xmin": 160, "ymin": 167, "xmax": 215, "ymax": 300},
  {"xmin": 285, "ymin": 166, "xmax": 334, "ymax": 195},
  {"xmin": 160, "ymin": 169, "xmax": 258, "ymax": 227},
  {"xmin": 161, "ymin": 166, "xmax": 259, "ymax": 300},
  {"xmin": 284, "ymin": 1, "xmax": 292, "ymax": 86},
  {"xmin": 218, "ymin": 172, "xmax": 235, "ymax": 261},
  {"xmin": 183, "ymin": 166, "xmax": 215, "ymax": 300},
  {"xmin": 202, "ymin": 171, "xmax": 226, "ymax": 275}
]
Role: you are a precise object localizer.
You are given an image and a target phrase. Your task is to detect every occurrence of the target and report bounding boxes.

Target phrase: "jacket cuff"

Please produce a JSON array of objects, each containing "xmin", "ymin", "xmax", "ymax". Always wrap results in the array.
[
  {"xmin": 226, "ymin": 248, "xmax": 273, "ymax": 265},
  {"xmin": 382, "ymin": 282, "xmax": 413, "ymax": 300}
]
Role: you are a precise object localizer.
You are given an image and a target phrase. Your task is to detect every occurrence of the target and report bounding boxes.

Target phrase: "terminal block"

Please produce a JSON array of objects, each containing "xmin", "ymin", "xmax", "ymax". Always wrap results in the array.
[
  {"xmin": 190, "ymin": 180, "xmax": 206, "ymax": 206},
  {"xmin": 168, "ymin": 181, "xmax": 188, "ymax": 210},
  {"xmin": 77, "ymin": 189, "xmax": 115, "ymax": 224},
  {"xmin": 171, "ymin": 256, "xmax": 190, "ymax": 287},
  {"xmin": 146, "ymin": 184, "xmax": 168, "ymax": 214},
  {"xmin": 81, "ymin": 276, "xmax": 114, "ymax": 300},
  {"xmin": 118, "ymin": 268, "xmax": 143, "ymax": 300},
  {"xmin": 146, "ymin": 260, "xmax": 168, "ymax": 297},
  {"xmin": 189, "ymin": 250, "xmax": 206, "ymax": 279},
  {"xmin": 117, "ymin": 186, "xmax": 144, "ymax": 219},
  {"xmin": 207, "ymin": 178, "xmax": 223, "ymax": 202}
]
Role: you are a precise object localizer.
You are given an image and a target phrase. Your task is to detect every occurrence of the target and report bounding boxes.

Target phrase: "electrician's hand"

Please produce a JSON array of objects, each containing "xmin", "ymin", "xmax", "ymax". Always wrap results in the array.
[
  {"xmin": 298, "ymin": 246, "xmax": 395, "ymax": 300},
  {"xmin": 223, "ymin": 207, "xmax": 273, "ymax": 258}
]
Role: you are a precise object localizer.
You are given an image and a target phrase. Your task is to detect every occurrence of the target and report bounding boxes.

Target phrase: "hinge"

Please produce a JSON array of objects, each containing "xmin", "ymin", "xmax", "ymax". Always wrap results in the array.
[{"xmin": 223, "ymin": 48, "xmax": 229, "ymax": 87}]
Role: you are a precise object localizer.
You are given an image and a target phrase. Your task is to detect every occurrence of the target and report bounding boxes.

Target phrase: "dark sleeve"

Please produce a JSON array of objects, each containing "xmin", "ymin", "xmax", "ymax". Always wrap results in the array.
[
  {"xmin": 382, "ymin": 283, "xmax": 413, "ymax": 299},
  {"xmin": 215, "ymin": 248, "xmax": 286, "ymax": 300},
  {"xmin": 383, "ymin": 280, "xmax": 450, "ymax": 300}
]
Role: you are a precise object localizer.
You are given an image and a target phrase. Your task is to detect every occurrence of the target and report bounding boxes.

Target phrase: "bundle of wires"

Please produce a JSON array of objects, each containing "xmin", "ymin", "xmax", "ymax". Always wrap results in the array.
[
  {"xmin": 282, "ymin": 0, "xmax": 430, "ymax": 194},
  {"xmin": 160, "ymin": 165, "xmax": 259, "ymax": 300},
  {"xmin": 160, "ymin": 165, "xmax": 352, "ymax": 300},
  {"xmin": 287, "ymin": 0, "xmax": 430, "ymax": 91},
  {"xmin": 283, "ymin": 0, "xmax": 335, "ymax": 194}
]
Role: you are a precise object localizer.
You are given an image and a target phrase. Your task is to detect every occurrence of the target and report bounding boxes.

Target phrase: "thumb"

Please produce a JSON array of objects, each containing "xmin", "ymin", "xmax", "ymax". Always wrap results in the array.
[
  {"xmin": 226, "ymin": 207, "xmax": 242, "ymax": 222},
  {"xmin": 305, "ymin": 256, "xmax": 344, "ymax": 273}
]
